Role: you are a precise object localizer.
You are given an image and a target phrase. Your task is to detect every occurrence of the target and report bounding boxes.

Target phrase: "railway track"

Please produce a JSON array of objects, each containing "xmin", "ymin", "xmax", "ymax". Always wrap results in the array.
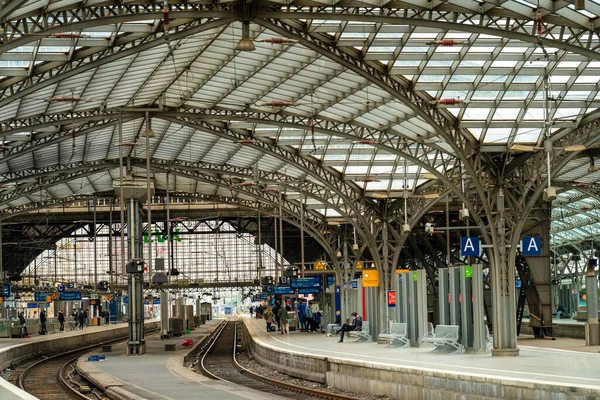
[
  {"xmin": 17, "ymin": 348, "xmax": 99, "ymax": 400},
  {"xmin": 199, "ymin": 320, "xmax": 357, "ymax": 400},
  {"xmin": 15, "ymin": 327, "xmax": 159, "ymax": 400}
]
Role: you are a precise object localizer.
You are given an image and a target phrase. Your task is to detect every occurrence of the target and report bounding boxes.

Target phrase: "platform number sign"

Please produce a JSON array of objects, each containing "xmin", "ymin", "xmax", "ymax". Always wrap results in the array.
[
  {"xmin": 67, "ymin": 282, "xmax": 75, "ymax": 289},
  {"xmin": 521, "ymin": 236, "xmax": 542, "ymax": 256},
  {"xmin": 460, "ymin": 237, "xmax": 480, "ymax": 257},
  {"xmin": 57, "ymin": 284, "xmax": 65, "ymax": 293}
]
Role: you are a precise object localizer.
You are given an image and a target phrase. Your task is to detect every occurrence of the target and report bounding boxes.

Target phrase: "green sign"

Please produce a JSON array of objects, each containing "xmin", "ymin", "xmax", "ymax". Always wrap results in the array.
[
  {"xmin": 143, "ymin": 228, "xmax": 182, "ymax": 243},
  {"xmin": 465, "ymin": 266, "xmax": 473, "ymax": 278},
  {"xmin": 413, "ymin": 271, "xmax": 418, "ymax": 281}
]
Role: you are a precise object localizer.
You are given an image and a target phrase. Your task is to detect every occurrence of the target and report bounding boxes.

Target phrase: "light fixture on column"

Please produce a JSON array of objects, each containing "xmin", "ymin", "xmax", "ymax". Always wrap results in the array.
[
  {"xmin": 236, "ymin": 21, "xmax": 255, "ymax": 52},
  {"xmin": 588, "ymin": 155, "xmax": 597, "ymax": 173},
  {"xmin": 402, "ymin": 192, "xmax": 411, "ymax": 233}
]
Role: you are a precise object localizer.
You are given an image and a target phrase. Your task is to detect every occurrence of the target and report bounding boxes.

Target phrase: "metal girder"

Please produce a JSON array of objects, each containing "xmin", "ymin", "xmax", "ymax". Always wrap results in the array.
[
  {"xmin": 0, "ymin": 17, "xmax": 234, "ymax": 104},
  {"xmin": 258, "ymin": 10, "xmax": 600, "ymax": 57}
]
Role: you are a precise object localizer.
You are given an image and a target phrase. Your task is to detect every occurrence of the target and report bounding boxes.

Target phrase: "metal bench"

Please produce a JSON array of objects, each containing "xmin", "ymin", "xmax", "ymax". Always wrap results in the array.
[
  {"xmin": 379, "ymin": 322, "xmax": 409, "ymax": 348},
  {"xmin": 420, "ymin": 324, "xmax": 463, "ymax": 353},
  {"xmin": 347, "ymin": 321, "xmax": 371, "ymax": 342}
]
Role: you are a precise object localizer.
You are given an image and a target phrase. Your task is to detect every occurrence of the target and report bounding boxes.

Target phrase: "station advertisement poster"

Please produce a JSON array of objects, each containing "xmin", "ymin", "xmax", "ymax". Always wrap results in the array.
[
  {"xmin": 387, "ymin": 290, "xmax": 396, "ymax": 307},
  {"xmin": 59, "ymin": 291, "xmax": 82, "ymax": 301},
  {"xmin": 290, "ymin": 277, "xmax": 321, "ymax": 289}
]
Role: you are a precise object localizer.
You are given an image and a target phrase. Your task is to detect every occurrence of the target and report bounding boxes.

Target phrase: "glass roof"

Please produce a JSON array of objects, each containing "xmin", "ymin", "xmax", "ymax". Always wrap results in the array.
[{"xmin": 1, "ymin": 1, "xmax": 600, "ymax": 250}]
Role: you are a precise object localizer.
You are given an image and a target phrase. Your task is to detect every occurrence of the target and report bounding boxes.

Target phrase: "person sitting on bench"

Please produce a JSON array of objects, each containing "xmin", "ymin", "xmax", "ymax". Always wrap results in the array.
[
  {"xmin": 326, "ymin": 310, "xmax": 342, "ymax": 336},
  {"xmin": 338, "ymin": 312, "xmax": 362, "ymax": 343}
]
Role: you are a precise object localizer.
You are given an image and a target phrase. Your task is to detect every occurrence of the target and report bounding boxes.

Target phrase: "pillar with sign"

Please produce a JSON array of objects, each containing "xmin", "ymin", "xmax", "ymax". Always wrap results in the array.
[
  {"xmin": 362, "ymin": 269, "xmax": 379, "ymax": 340},
  {"xmin": 125, "ymin": 198, "xmax": 145, "ymax": 355},
  {"xmin": 395, "ymin": 270, "xmax": 428, "ymax": 346}
]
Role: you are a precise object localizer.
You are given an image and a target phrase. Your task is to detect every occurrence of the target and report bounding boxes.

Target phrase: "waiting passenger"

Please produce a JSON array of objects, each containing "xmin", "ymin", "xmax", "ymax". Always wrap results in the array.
[
  {"xmin": 18, "ymin": 312, "xmax": 29, "ymax": 338},
  {"xmin": 78, "ymin": 310, "xmax": 85, "ymax": 329},
  {"xmin": 272, "ymin": 301, "xmax": 281, "ymax": 331},
  {"xmin": 556, "ymin": 304, "xmax": 566, "ymax": 319},
  {"xmin": 326, "ymin": 310, "xmax": 342, "ymax": 336},
  {"xmin": 305, "ymin": 303, "xmax": 314, "ymax": 332},
  {"xmin": 249, "ymin": 306, "xmax": 254, "ymax": 318},
  {"xmin": 264, "ymin": 307, "xmax": 275, "ymax": 332},
  {"xmin": 338, "ymin": 312, "xmax": 362, "ymax": 343},
  {"xmin": 277, "ymin": 306, "xmax": 289, "ymax": 334},
  {"xmin": 58, "ymin": 310, "xmax": 65, "ymax": 331},
  {"xmin": 39, "ymin": 310, "xmax": 47, "ymax": 335}
]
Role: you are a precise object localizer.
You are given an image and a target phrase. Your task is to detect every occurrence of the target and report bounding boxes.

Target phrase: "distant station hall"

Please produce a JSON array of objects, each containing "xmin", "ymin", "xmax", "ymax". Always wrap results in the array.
[{"xmin": 0, "ymin": 1, "xmax": 599, "ymax": 399}]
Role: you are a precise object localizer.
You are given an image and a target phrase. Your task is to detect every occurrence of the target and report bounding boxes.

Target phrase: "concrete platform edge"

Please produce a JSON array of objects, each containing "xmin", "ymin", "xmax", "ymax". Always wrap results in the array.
[{"xmin": 242, "ymin": 318, "xmax": 600, "ymax": 400}]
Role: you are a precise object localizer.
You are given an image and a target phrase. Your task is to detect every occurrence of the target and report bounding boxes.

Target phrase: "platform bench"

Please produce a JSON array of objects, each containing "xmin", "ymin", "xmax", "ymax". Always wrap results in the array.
[
  {"xmin": 379, "ymin": 323, "xmax": 409, "ymax": 348},
  {"xmin": 347, "ymin": 322, "xmax": 371, "ymax": 342},
  {"xmin": 420, "ymin": 324, "xmax": 463, "ymax": 353}
]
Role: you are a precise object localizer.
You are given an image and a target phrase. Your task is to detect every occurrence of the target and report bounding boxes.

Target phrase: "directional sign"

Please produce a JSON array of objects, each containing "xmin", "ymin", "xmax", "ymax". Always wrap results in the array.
[
  {"xmin": 266, "ymin": 285, "xmax": 273, "ymax": 292},
  {"xmin": 521, "ymin": 236, "xmax": 542, "ymax": 256},
  {"xmin": 59, "ymin": 291, "xmax": 82, "ymax": 301},
  {"xmin": 67, "ymin": 282, "xmax": 75, "ymax": 289},
  {"xmin": 1, "ymin": 283, "xmax": 10, "ymax": 298},
  {"xmin": 290, "ymin": 277, "xmax": 320, "ymax": 289},
  {"xmin": 57, "ymin": 284, "xmax": 65, "ymax": 293},
  {"xmin": 460, "ymin": 237, "xmax": 480, "ymax": 257},
  {"xmin": 34, "ymin": 292, "xmax": 52, "ymax": 302},
  {"xmin": 274, "ymin": 286, "xmax": 295, "ymax": 295}
]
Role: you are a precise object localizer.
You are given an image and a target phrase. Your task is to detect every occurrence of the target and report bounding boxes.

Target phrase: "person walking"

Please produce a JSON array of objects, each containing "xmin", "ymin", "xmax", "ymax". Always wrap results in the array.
[
  {"xmin": 18, "ymin": 312, "xmax": 29, "ymax": 338},
  {"xmin": 58, "ymin": 310, "xmax": 65, "ymax": 331},
  {"xmin": 277, "ymin": 306, "xmax": 288, "ymax": 334},
  {"xmin": 39, "ymin": 310, "xmax": 47, "ymax": 335},
  {"xmin": 249, "ymin": 305, "xmax": 254, "ymax": 319}
]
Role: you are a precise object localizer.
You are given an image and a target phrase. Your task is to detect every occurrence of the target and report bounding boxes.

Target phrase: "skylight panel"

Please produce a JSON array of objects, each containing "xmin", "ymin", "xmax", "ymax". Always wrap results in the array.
[
  {"xmin": 493, "ymin": 108, "xmax": 521, "ymax": 120},
  {"xmin": 484, "ymin": 128, "xmax": 512, "ymax": 143},
  {"xmin": 462, "ymin": 108, "xmax": 491, "ymax": 120},
  {"xmin": 575, "ymin": 75, "xmax": 600, "ymax": 83}
]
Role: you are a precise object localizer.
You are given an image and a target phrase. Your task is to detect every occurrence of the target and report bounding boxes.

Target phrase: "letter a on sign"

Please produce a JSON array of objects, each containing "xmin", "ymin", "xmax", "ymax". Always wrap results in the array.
[
  {"xmin": 460, "ymin": 236, "xmax": 480, "ymax": 257},
  {"xmin": 521, "ymin": 236, "xmax": 541, "ymax": 256}
]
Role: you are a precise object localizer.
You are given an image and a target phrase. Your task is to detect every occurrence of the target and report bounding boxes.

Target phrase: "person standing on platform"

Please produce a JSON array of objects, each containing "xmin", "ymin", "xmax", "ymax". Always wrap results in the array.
[
  {"xmin": 18, "ymin": 312, "xmax": 29, "ymax": 338},
  {"xmin": 83, "ymin": 309, "xmax": 89, "ymax": 326},
  {"xmin": 277, "ymin": 306, "xmax": 288, "ymax": 334},
  {"xmin": 249, "ymin": 306, "xmax": 254, "ymax": 319},
  {"xmin": 39, "ymin": 310, "xmax": 47, "ymax": 335},
  {"xmin": 104, "ymin": 310, "xmax": 110, "ymax": 325},
  {"xmin": 58, "ymin": 310, "xmax": 65, "ymax": 331},
  {"xmin": 305, "ymin": 303, "xmax": 314, "ymax": 332},
  {"xmin": 264, "ymin": 306, "xmax": 274, "ymax": 332},
  {"xmin": 78, "ymin": 310, "xmax": 85, "ymax": 329},
  {"xmin": 297, "ymin": 300, "xmax": 307, "ymax": 332},
  {"xmin": 272, "ymin": 301, "xmax": 281, "ymax": 331}
]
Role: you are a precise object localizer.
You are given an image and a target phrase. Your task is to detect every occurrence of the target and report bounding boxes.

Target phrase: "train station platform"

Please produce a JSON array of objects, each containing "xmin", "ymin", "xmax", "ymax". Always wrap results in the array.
[
  {"xmin": 242, "ymin": 316, "xmax": 600, "ymax": 399},
  {"xmin": 0, "ymin": 320, "xmax": 159, "ymax": 400},
  {"xmin": 77, "ymin": 319, "xmax": 287, "ymax": 400}
]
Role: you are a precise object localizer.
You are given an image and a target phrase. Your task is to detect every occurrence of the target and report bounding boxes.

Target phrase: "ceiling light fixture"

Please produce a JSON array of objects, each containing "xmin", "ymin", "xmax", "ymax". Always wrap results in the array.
[{"xmin": 236, "ymin": 21, "xmax": 255, "ymax": 52}]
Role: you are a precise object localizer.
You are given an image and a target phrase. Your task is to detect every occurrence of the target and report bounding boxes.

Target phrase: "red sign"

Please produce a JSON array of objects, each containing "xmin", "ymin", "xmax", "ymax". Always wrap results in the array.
[{"xmin": 387, "ymin": 290, "xmax": 396, "ymax": 307}]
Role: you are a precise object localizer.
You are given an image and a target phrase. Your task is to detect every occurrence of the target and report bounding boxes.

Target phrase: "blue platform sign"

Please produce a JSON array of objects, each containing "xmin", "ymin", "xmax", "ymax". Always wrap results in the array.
[
  {"xmin": 59, "ymin": 291, "xmax": 82, "ymax": 301},
  {"xmin": 298, "ymin": 288, "xmax": 320, "ymax": 295},
  {"xmin": 290, "ymin": 277, "xmax": 320, "ymax": 289},
  {"xmin": 2, "ymin": 283, "xmax": 10, "ymax": 298},
  {"xmin": 67, "ymin": 282, "xmax": 75, "ymax": 289},
  {"xmin": 326, "ymin": 276, "xmax": 335, "ymax": 288},
  {"xmin": 27, "ymin": 303, "xmax": 37, "ymax": 308},
  {"xmin": 522, "ymin": 236, "xmax": 542, "ymax": 256},
  {"xmin": 460, "ymin": 237, "xmax": 480, "ymax": 257},
  {"xmin": 57, "ymin": 284, "xmax": 65, "ymax": 293},
  {"xmin": 274, "ymin": 286, "xmax": 294, "ymax": 295},
  {"xmin": 122, "ymin": 297, "xmax": 128, "ymax": 304},
  {"xmin": 278, "ymin": 277, "xmax": 289, "ymax": 286},
  {"xmin": 34, "ymin": 292, "xmax": 52, "ymax": 302},
  {"xmin": 153, "ymin": 299, "xmax": 160, "ymax": 305}
]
